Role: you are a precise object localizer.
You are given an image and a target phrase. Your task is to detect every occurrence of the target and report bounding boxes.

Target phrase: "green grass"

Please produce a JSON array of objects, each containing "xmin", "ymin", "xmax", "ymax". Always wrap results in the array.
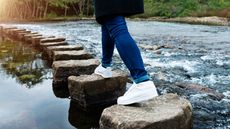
[{"xmin": 142, "ymin": 0, "xmax": 230, "ymax": 18}]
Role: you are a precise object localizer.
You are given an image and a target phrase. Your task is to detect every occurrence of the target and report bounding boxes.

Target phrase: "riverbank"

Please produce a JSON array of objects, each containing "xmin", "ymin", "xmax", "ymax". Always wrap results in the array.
[
  {"xmin": 1, "ymin": 16, "xmax": 230, "ymax": 26},
  {"xmin": 145, "ymin": 16, "xmax": 230, "ymax": 26}
]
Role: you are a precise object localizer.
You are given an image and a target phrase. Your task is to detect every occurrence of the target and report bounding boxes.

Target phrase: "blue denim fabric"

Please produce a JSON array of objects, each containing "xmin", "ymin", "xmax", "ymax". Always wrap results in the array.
[{"xmin": 100, "ymin": 16, "xmax": 150, "ymax": 84}]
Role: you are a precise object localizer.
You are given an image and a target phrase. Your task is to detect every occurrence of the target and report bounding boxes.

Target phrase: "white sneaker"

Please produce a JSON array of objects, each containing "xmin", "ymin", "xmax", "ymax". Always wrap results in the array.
[
  {"xmin": 117, "ymin": 81, "xmax": 158, "ymax": 105},
  {"xmin": 94, "ymin": 64, "xmax": 112, "ymax": 78}
]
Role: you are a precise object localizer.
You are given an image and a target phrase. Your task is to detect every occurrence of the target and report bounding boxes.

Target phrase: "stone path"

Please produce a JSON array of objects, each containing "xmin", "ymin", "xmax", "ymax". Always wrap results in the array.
[{"xmin": 0, "ymin": 25, "xmax": 193, "ymax": 129}]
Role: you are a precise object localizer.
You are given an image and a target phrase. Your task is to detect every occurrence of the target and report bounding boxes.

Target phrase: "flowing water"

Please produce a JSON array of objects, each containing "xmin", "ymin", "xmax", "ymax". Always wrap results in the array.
[{"xmin": 0, "ymin": 20, "xmax": 230, "ymax": 129}]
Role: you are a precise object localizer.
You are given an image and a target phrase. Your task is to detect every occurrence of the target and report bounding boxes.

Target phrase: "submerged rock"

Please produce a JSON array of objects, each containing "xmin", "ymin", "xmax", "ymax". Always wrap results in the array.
[
  {"xmin": 100, "ymin": 94, "xmax": 192, "ymax": 129},
  {"xmin": 139, "ymin": 44, "xmax": 174, "ymax": 51},
  {"xmin": 175, "ymin": 83, "xmax": 225, "ymax": 100}
]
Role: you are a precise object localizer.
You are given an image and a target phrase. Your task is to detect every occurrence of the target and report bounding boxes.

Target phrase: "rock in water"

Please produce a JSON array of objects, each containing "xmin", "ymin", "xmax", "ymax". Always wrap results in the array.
[
  {"xmin": 68, "ymin": 70, "xmax": 128, "ymax": 110},
  {"xmin": 100, "ymin": 94, "xmax": 192, "ymax": 129},
  {"xmin": 175, "ymin": 83, "xmax": 225, "ymax": 100}
]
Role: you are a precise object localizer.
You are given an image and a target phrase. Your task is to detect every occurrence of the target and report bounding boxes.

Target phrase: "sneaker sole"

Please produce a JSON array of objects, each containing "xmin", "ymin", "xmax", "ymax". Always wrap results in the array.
[
  {"xmin": 94, "ymin": 71, "xmax": 112, "ymax": 78},
  {"xmin": 117, "ymin": 92, "xmax": 158, "ymax": 105}
]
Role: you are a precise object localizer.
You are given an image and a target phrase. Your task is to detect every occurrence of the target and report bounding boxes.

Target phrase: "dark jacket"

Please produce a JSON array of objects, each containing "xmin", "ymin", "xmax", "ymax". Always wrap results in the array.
[{"xmin": 94, "ymin": 0, "xmax": 144, "ymax": 24}]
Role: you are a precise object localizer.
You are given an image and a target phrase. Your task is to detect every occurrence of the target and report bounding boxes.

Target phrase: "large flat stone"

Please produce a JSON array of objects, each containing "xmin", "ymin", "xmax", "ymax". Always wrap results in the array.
[
  {"xmin": 40, "ymin": 41, "xmax": 68, "ymax": 50},
  {"xmin": 9, "ymin": 29, "xmax": 27, "ymax": 36},
  {"xmin": 43, "ymin": 45, "xmax": 84, "ymax": 61},
  {"xmin": 40, "ymin": 38, "xmax": 65, "ymax": 43},
  {"xmin": 25, "ymin": 34, "xmax": 43, "ymax": 43},
  {"xmin": 68, "ymin": 70, "xmax": 128, "ymax": 110},
  {"xmin": 46, "ymin": 44, "xmax": 84, "ymax": 51},
  {"xmin": 14, "ymin": 31, "xmax": 31, "ymax": 40},
  {"xmin": 31, "ymin": 36, "xmax": 45, "ymax": 46},
  {"xmin": 100, "ymin": 94, "xmax": 193, "ymax": 129},
  {"xmin": 23, "ymin": 34, "xmax": 41, "ymax": 42},
  {"xmin": 53, "ymin": 50, "xmax": 93, "ymax": 61},
  {"xmin": 2, "ymin": 27, "xmax": 18, "ymax": 36},
  {"xmin": 32, "ymin": 36, "xmax": 56, "ymax": 46},
  {"xmin": 2, "ymin": 27, "xmax": 18, "ymax": 33},
  {"xmin": 53, "ymin": 59, "xmax": 99, "ymax": 78},
  {"xmin": 52, "ymin": 59, "xmax": 99, "ymax": 87},
  {"xmin": 17, "ymin": 32, "xmax": 37, "ymax": 40}
]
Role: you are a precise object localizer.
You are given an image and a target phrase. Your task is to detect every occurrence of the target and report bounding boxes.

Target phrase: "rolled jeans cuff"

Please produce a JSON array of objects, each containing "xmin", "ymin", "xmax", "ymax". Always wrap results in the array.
[{"xmin": 134, "ymin": 75, "xmax": 150, "ymax": 84}]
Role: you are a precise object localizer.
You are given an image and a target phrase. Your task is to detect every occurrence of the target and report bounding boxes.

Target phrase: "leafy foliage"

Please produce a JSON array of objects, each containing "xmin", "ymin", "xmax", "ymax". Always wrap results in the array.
[
  {"xmin": 0, "ymin": 0, "xmax": 94, "ymax": 19},
  {"xmin": 0, "ymin": 0, "xmax": 230, "ymax": 19},
  {"xmin": 143, "ymin": 0, "xmax": 230, "ymax": 18}
]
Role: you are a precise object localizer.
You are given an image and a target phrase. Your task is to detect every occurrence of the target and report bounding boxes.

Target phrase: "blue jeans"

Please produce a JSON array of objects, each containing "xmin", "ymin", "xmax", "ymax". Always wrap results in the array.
[{"xmin": 100, "ymin": 16, "xmax": 150, "ymax": 84}]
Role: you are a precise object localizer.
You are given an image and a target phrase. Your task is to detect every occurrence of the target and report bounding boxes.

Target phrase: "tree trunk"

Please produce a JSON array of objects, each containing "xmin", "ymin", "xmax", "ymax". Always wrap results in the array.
[
  {"xmin": 64, "ymin": 6, "xmax": 68, "ymax": 17},
  {"xmin": 43, "ymin": 0, "xmax": 49, "ymax": 18}
]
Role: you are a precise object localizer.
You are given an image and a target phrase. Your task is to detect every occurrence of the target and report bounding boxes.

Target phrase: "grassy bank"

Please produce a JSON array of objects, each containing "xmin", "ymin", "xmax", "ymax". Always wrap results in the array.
[{"xmin": 142, "ymin": 0, "xmax": 230, "ymax": 19}]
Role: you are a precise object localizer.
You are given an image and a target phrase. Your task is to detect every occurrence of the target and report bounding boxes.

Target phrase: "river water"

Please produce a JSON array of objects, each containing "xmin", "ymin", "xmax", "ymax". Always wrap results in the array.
[{"xmin": 0, "ymin": 20, "xmax": 230, "ymax": 129}]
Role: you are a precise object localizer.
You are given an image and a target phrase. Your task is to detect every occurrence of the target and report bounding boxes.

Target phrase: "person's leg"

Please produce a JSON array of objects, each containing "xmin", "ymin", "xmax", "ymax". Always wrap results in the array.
[
  {"xmin": 103, "ymin": 16, "xmax": 150, "ymax": 83},
  {"xmin": 101, "ymin": 24, "xmax": 115, "ymax": 68},
  {"xmin": 94, "ymin": 25, "xmax": 114, "ymax": 78},
  {"xmin": 102, "ymin": 15, "xmax": 158, "ymax": 105}
]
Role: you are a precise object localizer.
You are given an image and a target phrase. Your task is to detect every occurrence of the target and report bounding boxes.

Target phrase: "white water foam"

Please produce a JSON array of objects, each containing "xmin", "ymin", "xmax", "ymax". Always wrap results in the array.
[
  {"xmin": 144, "ymin": 58, "xmax": 199, "ymax": 73},
  {"xmin": 191, "ymin": 74, "xmax": 230, "ymax": 87}
]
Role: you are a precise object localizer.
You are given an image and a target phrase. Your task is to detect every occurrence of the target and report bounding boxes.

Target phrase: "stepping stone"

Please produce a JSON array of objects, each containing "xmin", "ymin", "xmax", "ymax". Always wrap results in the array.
[
  {"xmin": 18, "ymin": 32, "xmax": 34, "ymax": 40},
  {"xmin": 44, "ymin": 44, "xmax": 84, "ymax": 60},
  {"xmin": 31, "ymin": 36, "xmax": 56, "ymax": 46},
  {"xmin": 46, "ymin": 44, "xmax": 84, "ymax": 51},
  {"xmin": 31, "ymin": 37, "xmax": 46, "ymax": 46},
  {"xmin": 2, "ymin": 27, "xmax": 17, "ymax": 32},
  {"xmin": 0, "ymin": 26, "xmax": 2, "ymax": 36},
  {"xmin": 100, "ymin": 93, "xmax": 193, "ymax": 129},
  {"xmin": 53, "ymin": 50, "xmax": 93, "ymax": 61},
  {"xmin": 40, "ymin": 41, "xmax": 68, "ymax": 50},
  {"xmin": 23, "ymin": 33, "xmax": 41, "ymax": 42},
  {"xmin": 40, "ymin": 37, "xmax": 65, "ymax": 43},
  {"xmin": 68, "ymin": 70, "xmax": 128, "ymax": 110},
  {"xmin": 2, "ymin": 27, "xmax": 18, "ymax": 36},
  {"xmin": 15, "ymin": 31, "xmax": 31, "ymax": 39},
  {"xmin": 52, "ymin": 59, "xmax": 99, "ymax": 87},
  {"xmin": 9, "ymin": 29, "xmax": 27, "ymax": 36},
  {"xmin": 25, "ymin": 34, "xmax": 43, "ymax": 43}
]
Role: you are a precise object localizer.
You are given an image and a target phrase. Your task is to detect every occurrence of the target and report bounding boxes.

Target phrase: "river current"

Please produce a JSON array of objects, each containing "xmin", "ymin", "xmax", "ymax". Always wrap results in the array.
[{"xmin": 1, "ymin": 20, "xmax": 230, "ymax": 129}]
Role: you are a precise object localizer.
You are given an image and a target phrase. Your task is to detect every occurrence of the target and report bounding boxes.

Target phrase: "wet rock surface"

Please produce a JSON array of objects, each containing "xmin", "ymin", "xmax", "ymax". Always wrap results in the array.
[
  {"xmin": 52, "ymin": 59, "xmax": 99, "ymax": 87},
  {"xmin": 42, "ymin": 44, "xmax": 84, "ymax": 61},
  {"xmin": 100, "ymin": 93, "xmax": 193, "ymax": 129},
  {"xmin": 40, "ymin": 41, "xmax": 68, "ymax": 50},
  {"xmin": 175, "ymin": 83, "xmax": 225, "ymax": 100},
  {"xmin": 53, "ymin": 50, "xmax": 93, "ymax": 61},
  {"xmin": 40, "ymin": 38, "xmax": 65, "ymax": 43},
  {"xmin": 31, "ymin": 36, "xmax": 45, "ymax": 46},
  {"xmin": 46, "ymin": 44, "xmax": 83, "ymax": 51},
  {"xmin": 68, "ymin": 70, "xmax": 128, "ymax": 110}
]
